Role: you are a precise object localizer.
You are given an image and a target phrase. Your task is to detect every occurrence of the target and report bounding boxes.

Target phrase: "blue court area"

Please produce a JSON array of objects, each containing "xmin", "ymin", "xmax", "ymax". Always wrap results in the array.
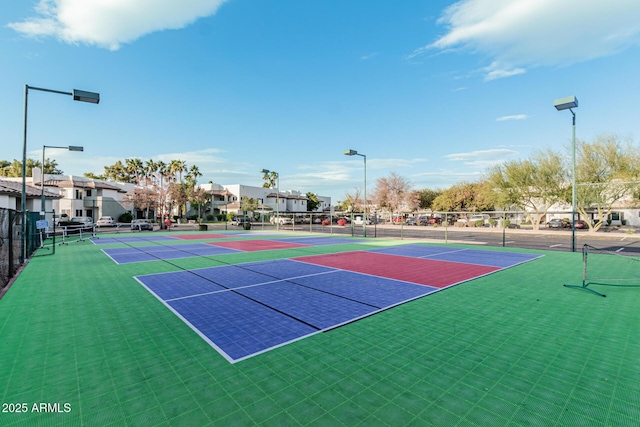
[
  {"xmin": 136, "ymin": 259, "xmax": 438, "ymax": 362},
  {"xmin": 91, "ymin": 236, "xmax": 179, "ymax": 245},
  {"xmin": 368, "ymin": 244, "xmax": 542, "ymax": 268},
  {"xmin": 102, "ymin": 243, "xmax": 240, "ymax": 264}
]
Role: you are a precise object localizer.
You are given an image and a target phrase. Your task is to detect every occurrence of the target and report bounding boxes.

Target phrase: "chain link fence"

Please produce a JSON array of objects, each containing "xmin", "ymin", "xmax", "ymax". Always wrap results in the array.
[{"xmin": 0, "ymin": 208, "xmax": 21, "ymax": 292}]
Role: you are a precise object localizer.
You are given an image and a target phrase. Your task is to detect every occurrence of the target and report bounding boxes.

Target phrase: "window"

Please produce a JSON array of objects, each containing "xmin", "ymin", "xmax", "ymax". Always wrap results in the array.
[
  {"xmin": 75, "ymin": 190, "xmax": 82, "ymax": 200},
  {"xmin": 75, "ymin": 209, "xmax": 83, "ymax": 216},
  {"xmin": 86, "ymin": 190, "xmax": 92, "ymax": 197}
]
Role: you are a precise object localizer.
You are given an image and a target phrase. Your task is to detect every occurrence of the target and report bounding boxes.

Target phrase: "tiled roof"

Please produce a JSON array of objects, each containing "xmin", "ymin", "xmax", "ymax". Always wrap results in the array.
[{"xmin": 0, "ymin": 179, "xmax": 61, "ymax": 198}]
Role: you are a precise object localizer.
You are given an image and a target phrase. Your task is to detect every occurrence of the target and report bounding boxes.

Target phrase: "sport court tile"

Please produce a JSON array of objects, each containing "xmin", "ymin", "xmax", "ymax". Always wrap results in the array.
[
  {"xmin": 190, "ymin": 265, "xmax": 281, "ymax": 289},
  {"xmin": 272, "ymin": 237, "xmax": 365, "ymax": 246},
  {"xmin": 427, "ymin": 249, "xmax": 542, "ymax": 268},
  {"xmin": 240, "ymin": 259, "xmax": 337, "ymax": 279},
  {"xmin": 289, "ymin": 270, "xmax": 438, "ymax": 308},
  {"xmin": 172, "ymin": 233, "xmax": 234, "ymax": 240},
  {"xmin": 137, "ymin": 271, "xmax": 227, "ymax": 300},
  {"xmin": 368, "ymin": 244, "xmax": 464, "ymax": 258},
  {"xmin": 107, "ymin": 252, "xmax": 159, "ymax": 264},
  {"xmin": 369, "ymin": 244, "xmax": 542, "ymax": 268},
  {"xmin": 234, "ymin": 281, "xmax": 378, "ymax": 330},
  {"xmin": 293, "ymin": 251, "xmax": 500, "ymax": 288},
  {"xmin": 90, "ymin": 236, "xmax": 179, "ymax": 245},
  {"xmin": 102, "ymin": 245, "xmax": 239, "ymax": 264},
  {"xmin": 166, "ymin": 291, "xmax": 318, "ymax": 361},
  {"xmin": 206, "ymin": 239, "xmax": 310, "ymax": 252}
]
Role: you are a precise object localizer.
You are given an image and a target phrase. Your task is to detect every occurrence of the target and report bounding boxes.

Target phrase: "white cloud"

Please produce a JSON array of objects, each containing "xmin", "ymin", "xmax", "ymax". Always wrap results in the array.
[
  {"xmin": 496, "ymin": 114, "xmax": 528, "ymax": 122},
  {"xmin": 360, "ymin": 52, "xmax": 378, "ymax": 61},
  {"xmin": 421, "ymin": 0, "xmax": 640, "ymax": 79},
  {"xmin": 7, "ymin": 0, "xmax": 228, "ymax": 50},
  {"xmin": 445, "ymin": 148, "xmax": 518, "ymax": 167}
]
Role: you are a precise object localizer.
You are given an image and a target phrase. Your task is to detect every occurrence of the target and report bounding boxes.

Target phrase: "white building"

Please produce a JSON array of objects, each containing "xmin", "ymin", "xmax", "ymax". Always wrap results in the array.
[
  {"xmin": 5, "ymin": 172, "xmax": 135, "ymax": 221},
  {"xmin": 0, "ymin": 179, "xmax": 61, "ymax": 211},
  {"xmin": 197, "ymin": 183, "xmax": 331, "ymax": 218}
]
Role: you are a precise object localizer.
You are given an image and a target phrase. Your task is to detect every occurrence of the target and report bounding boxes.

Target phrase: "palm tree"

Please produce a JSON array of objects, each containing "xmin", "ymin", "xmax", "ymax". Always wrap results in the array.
[
  {"xmin": 170, "ymin": 159, "xmax": 187, "ymax": 183},
  {"xmin": 125, "ymin": 158, "xmax": 144, "ymax": 185},
  {"xmin": 144, "ymin": 159, "xmax": 157, "ymax": 186},
  {"xmin": 185, "ymin": 165, "xmax": 202, "ymax": 187}
]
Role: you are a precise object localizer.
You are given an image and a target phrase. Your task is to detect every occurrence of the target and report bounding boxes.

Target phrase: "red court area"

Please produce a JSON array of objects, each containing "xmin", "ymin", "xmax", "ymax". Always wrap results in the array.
[
  {"xmin": 207, "ymin": 239, "xmax": 310, "ymax": 252},
  {"xmin": 293, "ymin": 251, "xmax": 500, "ymax": 288},
  {"xmin": 173, "ymin": 234, "xmax": 232, "ymax": 240}
]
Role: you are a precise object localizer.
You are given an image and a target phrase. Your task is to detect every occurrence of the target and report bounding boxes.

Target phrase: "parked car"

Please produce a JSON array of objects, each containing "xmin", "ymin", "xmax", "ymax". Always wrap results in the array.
[
  {"xmin": 469, "ymin": 214, "xmax": 490, "ymax": 225},
  {"xmin": 548, "ymin": 218, "xmax": 570, "ymax": 229},
  {"xmin": 54, "ymin": 213, "xmax": 69, "ymax": 226},
  {"xmin": 131, "ymin": 219, "xmax": 153, "ymax": 231},
  {"xmin": 273, "ymin": 217, "xmax": 292, "ymax": 225},
  {"xmin": 69, "ymin": 216, "xmax": 93, "ymax": 228},
  {"xmin": 96, "ymin": 216, "xmax": 115, "ymax": 227},
  {"xmin": 235, "ymin": 217, "xmax": 252, "ymax": 227},
  {"xmin": 426, "ymin": 216, "xmax": 441, "ymax": 225},
  {"xmin": 574, "ymin": 219, "xmax": 589, "ymax": 229}
]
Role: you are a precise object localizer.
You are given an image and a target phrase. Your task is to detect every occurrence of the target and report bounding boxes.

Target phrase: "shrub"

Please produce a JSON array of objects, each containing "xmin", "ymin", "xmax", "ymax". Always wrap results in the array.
[
  {"xmin": 206, "ymin": 214, "xmax": 214, "ymax": 221},
  {"xmin": 118, "ymin": 212, "xmax": 133, "ymax": 223},
  {"xmin": 474, "ymin": 220, "xmax": 484, "ymax": 227},
  {"xmin": 337, "ymin": 219, "xmax": 347, "ymax": 226},
  {"xmin": 322, "ymin": 219, "xmax": 330, "ymax": 226}
]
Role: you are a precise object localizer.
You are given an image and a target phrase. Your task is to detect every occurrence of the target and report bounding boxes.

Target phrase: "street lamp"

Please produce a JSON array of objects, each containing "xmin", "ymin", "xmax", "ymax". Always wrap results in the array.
[
  {"xmin": 260, "ymin": 169, "xmax": 279, "ymax": 230},
  {"xmin": 22, "ymin": 85, "xmax": 99, "ymax": 262},
  {"xmin": 554, "ymin": 95, "xmax": 578, "ymax": 252},
  {"xmin": 41, "ymin": 145, "xmax": 84, "ymax": 214},
  {"xmin": 343, "ymin": 149, "xmax": 367, "ymax": 237}
]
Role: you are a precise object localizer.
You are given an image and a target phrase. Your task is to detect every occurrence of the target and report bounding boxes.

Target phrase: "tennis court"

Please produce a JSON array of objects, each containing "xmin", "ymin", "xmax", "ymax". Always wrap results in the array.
[{"xmin": 1, "ymin": 230, "xmax": 638, "ymax": 426}]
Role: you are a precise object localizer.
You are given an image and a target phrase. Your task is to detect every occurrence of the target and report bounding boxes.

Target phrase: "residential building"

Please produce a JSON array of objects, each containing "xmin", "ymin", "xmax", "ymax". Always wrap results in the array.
[
  {"xmin": 4, "ymin": 171, "xmax": 135, "ymax": 221},
  {"xmin": 197, "ymin": 183, "xmax": 331, "ymax": 218},
  {"xmin": 0, "ymin": 179, "xmax": 61, "ymax": 211}
]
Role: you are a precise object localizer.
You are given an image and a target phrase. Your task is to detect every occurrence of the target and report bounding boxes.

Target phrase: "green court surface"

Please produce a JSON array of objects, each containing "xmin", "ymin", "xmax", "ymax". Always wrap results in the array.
[{"xmin": 1, "ymin": 231, "xmax": 639, "ymax": 426}]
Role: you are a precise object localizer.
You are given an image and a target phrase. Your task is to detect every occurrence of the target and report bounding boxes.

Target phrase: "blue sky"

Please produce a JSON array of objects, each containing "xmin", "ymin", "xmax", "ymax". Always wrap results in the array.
[{"xmin": 1, "ymin": 0, "xmax": 640, "ymax": 201}]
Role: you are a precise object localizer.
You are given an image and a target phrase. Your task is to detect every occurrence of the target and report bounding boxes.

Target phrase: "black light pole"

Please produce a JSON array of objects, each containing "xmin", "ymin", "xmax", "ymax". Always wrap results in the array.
[
  {"xmin": 21, "ymin": 85, "xmax": 99, "ymax": 262},
  {"xmin": 343, "ymin": 149, "xmax": 367, "ymax": 237},
  {"xmin": 554, "ymin": 95, "xmax": 578, "ymax": 252}
]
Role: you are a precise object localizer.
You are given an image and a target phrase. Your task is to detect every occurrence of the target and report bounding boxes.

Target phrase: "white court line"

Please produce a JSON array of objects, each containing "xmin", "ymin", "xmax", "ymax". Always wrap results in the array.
[
  {"xmin": 163, "ymin": 269, "xmax": 341, "ymax": 302},
  {"xmin": 616, "ymin": 248, "xmax": 625, "ymax": 252},
  {"xmin": 550, "ymin": 244, "xmax": 563, "ymax": 248}
]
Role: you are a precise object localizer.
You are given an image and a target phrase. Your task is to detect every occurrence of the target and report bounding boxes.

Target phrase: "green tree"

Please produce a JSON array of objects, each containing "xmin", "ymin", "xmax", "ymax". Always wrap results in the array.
[
  {"xmin": 241, "ymin": 196, "xmax": 260, "ymax": 220},
  {"xmin": 432, "ymin": 181, "xmax": 495, "ymax": 213},
  {"xmin": 486, "ymin": 149, "xmax": 567, "ymax": 230},
  {"xmin": 306, "ymin": 192, "xmax": 320, "ymax": 211},
  {"xmin": 100, "ymin": 160, "xmax": 132, "ymax": 182},
  {"xmin": 571, "ymin": 134, "xmax": 640, "ymax": 231},
  {"xmin": 125, "ymin": 158, "xmax": 144, "ymax": 184},
  {"xmin": 408, "ymin": 189, "xmax": 442, "ymax": 211},
  {"xmin": 0, "ymin": 158, "xmax": 58, "ymax": 177},
  {"xmin": 262, "ymin": 171, "xmax": 278, "ymax": 189},
  {"xmin": 84, "ymin": 171, "xmax": 107, "ymax": 180}
]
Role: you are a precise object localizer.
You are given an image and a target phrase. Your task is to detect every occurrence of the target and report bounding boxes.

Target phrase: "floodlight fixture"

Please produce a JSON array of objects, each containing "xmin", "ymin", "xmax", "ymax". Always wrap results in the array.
[
  {"xmin": 72, "ymin": 89, "xmax": 100, "ymax": 104},
  {"xmin": 554, "ymin": 96, "xmax": 578, "ymax": 111}
]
